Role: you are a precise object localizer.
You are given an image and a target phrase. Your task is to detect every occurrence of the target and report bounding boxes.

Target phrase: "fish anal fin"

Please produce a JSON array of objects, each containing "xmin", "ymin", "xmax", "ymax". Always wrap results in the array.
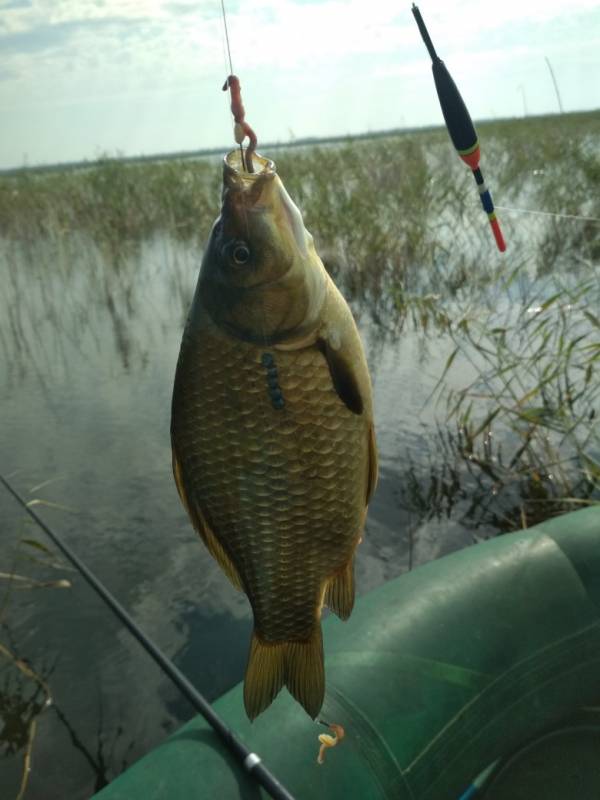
[
  {"xmin": 318, "ymin": 338, "xmax": 364, "ymax": 415},
  {"xmin": 244, "ymin": 628, "xmax": 324, "ymax": 721},
  {"xmin": 366, "ymin": 422, "xmax": 378, "ymax": 505},
  {"xmin": 325, "ymin": 559, "xmax": 355, "ymax": 620},
  {"xmin": 172, "ymin": 449, "xmax": 243, "ymax": 592}
]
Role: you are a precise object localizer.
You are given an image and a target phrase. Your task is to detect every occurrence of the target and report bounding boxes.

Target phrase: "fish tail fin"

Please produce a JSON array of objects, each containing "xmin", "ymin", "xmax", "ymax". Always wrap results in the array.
[
  {"xmin": 243, "ymin": 627, "xmax": 324, "ymax": 721},
  {"xmin": 325, "ymin": 558, "xmax": 355, "ymax": 620},
  {"xmin": 285, "ymin": 626, "xmax": 324, "ymax": 719},
  {"xmin": 244, "ymin": 633, "xmax": 286, "ymax": 721}
]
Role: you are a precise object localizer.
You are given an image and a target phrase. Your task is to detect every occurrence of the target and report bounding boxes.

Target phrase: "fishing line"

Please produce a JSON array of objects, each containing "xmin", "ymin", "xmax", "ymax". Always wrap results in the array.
[
  {"xmin": 220, "ymin": 0, "xmax": 249, "ymax": 172},
  {"xmin": 220, "ymin": 0, "xmax": 234, "ymax": 76},
  {"xmin": 0, "ymin": 473, "xmax": 296, "ymax": 800},
  {"xmin": 494, "ymin": 205, "xmax": 600, "ymax": 225}
]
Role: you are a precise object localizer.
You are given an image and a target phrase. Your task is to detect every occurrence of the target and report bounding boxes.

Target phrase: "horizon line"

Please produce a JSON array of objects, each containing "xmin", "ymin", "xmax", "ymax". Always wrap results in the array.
[{"xmin": 1, "ymin": 107, "xmax": 598, "ymax": 177}]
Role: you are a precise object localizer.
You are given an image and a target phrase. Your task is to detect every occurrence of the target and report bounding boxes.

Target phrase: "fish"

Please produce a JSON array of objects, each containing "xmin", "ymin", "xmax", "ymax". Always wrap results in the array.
[{"xmin": 171, "ymin": 149, "xmax": 378, "ymax": 720}]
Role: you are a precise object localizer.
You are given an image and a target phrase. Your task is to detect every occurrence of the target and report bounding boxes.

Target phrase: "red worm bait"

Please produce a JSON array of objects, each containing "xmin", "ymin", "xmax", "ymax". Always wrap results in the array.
[
  {"xmin": 316, "ymin": 721, "xmax": 345, "ymax": 764},
  {"xmin": 222, "ymin": 74, "xmax": 257, "ymax": 173}
]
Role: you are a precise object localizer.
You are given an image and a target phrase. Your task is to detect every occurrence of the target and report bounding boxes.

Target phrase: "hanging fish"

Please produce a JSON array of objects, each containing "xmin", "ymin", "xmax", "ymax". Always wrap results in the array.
[{"xmin": 171, "ymin": 148, "xmax": 378, "ymax": 721}]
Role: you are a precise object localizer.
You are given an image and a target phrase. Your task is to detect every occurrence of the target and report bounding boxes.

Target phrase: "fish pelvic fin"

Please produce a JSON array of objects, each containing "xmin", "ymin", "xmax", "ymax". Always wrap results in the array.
[
  {"xmin": 244, "ymin": 627, "xmax": 324, "ymax": 721},
  {"xmin": 172, "ymin": 449, "xmax": 243, "ymax": 591},
  {"xmin": 325, "ymin": 558, "xmax": 355, "ymax": 620}
]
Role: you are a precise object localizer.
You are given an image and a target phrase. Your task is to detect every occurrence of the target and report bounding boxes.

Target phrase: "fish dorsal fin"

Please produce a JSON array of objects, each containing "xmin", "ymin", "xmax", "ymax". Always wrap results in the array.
[
  {"xmin": 318, "ymin": 337, "xmax": 364, "ymax": 415},
  {"xmin": 172, "ymin": 450, "xmax": 243, "ymax": 591}
]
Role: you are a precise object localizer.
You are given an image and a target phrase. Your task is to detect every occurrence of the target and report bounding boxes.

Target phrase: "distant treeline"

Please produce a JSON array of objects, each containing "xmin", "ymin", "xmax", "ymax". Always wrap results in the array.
[{"xmin": 2, "ymin": 109, "xmax": 598, "ymax": 177}]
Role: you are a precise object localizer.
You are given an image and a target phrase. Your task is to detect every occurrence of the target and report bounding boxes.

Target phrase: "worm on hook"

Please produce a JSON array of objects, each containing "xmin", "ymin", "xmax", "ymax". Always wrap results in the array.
[
  {"xmin": 316, "ymin": 720, "xmax": 345, "ymax": 764},
  {"xmin": 222, "ymin": 75, "xmax": 257, "ymax": 173}
]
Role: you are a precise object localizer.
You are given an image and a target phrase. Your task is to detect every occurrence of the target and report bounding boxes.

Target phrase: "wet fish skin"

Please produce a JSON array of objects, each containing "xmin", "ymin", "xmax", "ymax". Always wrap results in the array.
[{"xmin": 171, "ymin": 150, "xmax": 377, "ymax": 720}]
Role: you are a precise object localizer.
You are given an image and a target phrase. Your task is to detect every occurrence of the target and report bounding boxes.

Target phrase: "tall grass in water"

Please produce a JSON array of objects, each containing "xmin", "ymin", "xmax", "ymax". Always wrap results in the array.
[
  {"xmin": 0, "ymin": 157, "xmax": 221, "ymax": 245},
  {"xmin": 0, "ymin": 109, "xmax": 598, "ymax": 793},
  {"xmin": 1, "ymin": 110, "xmax": 598, "ymax": 534},
  {"xmin": 422, "ymin": 275, "xmax": 599, "ymax": 533},
  {"xmin": 0, "ymin": 536, "xmax": 72, "ymax": 799}
]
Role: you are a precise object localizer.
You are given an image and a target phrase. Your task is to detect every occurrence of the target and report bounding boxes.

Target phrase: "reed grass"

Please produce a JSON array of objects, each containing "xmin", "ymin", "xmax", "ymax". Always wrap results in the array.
[
  {"xmin": 419, "ymin": 278, "xmax": 599, "ymax": 531},
  {"xmin": 0, "ymin": 108, "xmax": 598, "ymax": 792},
  {"xmin": 1, "ymin": 109, "xmax": 598, "ymax": 536},
  {"xmin": 0, "ymin": 536, "xmax": 70, "ymax": 800}
]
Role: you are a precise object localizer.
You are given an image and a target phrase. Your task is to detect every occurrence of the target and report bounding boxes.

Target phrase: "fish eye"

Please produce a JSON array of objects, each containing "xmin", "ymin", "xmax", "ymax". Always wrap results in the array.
[{"xmin": 231, "ymin": 242, "xmax": 251, "ymax": 266}]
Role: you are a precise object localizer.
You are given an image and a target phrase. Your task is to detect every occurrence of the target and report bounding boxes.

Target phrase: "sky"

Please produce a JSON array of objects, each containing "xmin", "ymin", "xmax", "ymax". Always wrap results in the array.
[{"xmin": 0, "ymin": 0, "xmax": 599, "ymax": 169}]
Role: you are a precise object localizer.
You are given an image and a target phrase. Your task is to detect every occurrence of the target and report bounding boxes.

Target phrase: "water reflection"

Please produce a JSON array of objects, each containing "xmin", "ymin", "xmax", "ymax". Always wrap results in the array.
[
  {"xmin": 0, "ymin": 233, "xmax": 198, "ymax": 389},
  {"xmin": 0, "ymin": 639, "xmax": 135, "ymax": 797},
  {"xmin": 0, "ymin": 635, "xmax": 51, "ymax": 759}
]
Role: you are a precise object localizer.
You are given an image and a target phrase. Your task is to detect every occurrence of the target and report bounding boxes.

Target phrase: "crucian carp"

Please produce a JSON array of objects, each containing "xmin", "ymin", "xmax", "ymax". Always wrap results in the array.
[{"xmin": 171, "ymin": 149, "xmax": 378, "ymax": 721}]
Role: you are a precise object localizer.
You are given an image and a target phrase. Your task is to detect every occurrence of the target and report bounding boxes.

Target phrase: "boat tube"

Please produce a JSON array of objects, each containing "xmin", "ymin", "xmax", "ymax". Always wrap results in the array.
[{"xmin": 94, "ymin": 505, "xmax": 600, "ymax": 799}]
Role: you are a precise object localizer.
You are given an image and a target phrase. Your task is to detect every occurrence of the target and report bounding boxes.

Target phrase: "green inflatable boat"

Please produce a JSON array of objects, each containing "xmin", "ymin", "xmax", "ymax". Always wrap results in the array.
[{"xmin": 94, "ymin": 506, "xmax": 600, "ymax": 800}]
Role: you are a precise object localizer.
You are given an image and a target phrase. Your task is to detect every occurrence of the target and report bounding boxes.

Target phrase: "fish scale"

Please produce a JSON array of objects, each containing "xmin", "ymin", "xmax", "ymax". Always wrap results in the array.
[{"xmin": 174, "ymin": 323, "xmax": 366, "ymax": 642}]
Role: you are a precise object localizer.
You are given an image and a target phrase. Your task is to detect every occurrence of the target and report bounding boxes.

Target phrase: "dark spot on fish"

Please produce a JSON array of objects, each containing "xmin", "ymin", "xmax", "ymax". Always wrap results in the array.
[{"xmin": 261, "ymin": 352, "xmax": 285, "ymax": 410}]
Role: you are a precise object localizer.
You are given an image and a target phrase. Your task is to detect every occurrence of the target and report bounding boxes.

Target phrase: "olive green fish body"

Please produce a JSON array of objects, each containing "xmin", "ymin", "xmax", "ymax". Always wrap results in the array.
[{"xmin": 171, "ymin": 151, "xmax": 377, "ymax": 720}]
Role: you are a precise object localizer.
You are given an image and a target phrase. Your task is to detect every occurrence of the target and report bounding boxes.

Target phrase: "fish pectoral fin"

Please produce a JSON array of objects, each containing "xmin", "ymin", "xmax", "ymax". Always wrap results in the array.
[
  {"xmin": 317, "ymin": 338, "xmax": 364, "ymax": 415},
  {"xmin": 366, "ymin": 422, "xmax": 378, "ymax": 505},
  {"xmin": 172, "ymin": 449, "xmax": 243, "ymax": 592},
  {"xmin": 244, "ymin": 628, "xmax": 324, "ymax": 721},
  {"xmin": 324, "ymin": 559, "xmax": 355, "ymax": 620}
]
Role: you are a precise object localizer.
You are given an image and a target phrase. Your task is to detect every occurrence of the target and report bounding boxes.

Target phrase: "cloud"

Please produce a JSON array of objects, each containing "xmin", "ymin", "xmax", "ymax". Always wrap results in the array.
[
  {"xmin": 0, "ymin": 0, "xmax": 33, "ymax": 9},
  {"xmin": 0, "ymin": 64, "xmax": 18, "ymax": 81},
  {"xmin": 0, "ymin": 0, "xmax": 598, "ymax": 168},
  {"xmin": 0, "ymin": 16, "xmax": 149, "ymax": 55},
  {"xmin": 163, "ymin": 1, "xmax": 208, "ymax": 14}
]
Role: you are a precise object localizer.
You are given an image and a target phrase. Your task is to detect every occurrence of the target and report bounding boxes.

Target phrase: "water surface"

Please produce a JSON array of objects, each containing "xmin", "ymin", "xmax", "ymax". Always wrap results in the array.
[{"xmin": 0, "ymin": 126, "xmax": 598, "ymax": 797}]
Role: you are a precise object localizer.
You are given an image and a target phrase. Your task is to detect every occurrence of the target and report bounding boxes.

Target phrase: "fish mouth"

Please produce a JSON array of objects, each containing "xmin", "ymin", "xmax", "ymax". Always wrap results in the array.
[
  {"xmin": 222, "ymin": 149, "xmax": 309, "ymax": 258},
  {"xmin": 223, "ymin": 149, "xmax": 276, "ymax": 192}
]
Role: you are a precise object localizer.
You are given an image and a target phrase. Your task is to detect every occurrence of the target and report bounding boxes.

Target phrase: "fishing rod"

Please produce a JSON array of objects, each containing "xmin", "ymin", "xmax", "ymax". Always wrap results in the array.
[
  {"xmin": 0, "ymin": 473, "xmax": 296, "ymax": 800},
  {"xmin": 412, "ymin": 3, "xmax": 506, "ymax": 253}
]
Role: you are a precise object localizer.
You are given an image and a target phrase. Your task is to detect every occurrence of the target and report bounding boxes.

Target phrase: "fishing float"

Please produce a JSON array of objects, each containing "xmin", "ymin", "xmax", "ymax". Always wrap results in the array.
[{"xmin": 412, "ymin": 4, "xmax": 507, "ymax": 252}]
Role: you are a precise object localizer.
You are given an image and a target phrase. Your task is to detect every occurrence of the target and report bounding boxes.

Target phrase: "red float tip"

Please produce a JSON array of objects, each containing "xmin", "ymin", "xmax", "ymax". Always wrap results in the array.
[
  {"xmin": 490, "ymin": 217, "xmax": 506, "ymax": 252},
  {"xmin": 459, "ymin": 148, "xmax": 480, "ymax": 170}
]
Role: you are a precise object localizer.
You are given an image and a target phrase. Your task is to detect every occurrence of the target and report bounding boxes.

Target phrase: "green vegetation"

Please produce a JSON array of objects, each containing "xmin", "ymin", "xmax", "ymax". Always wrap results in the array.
[
  {"xmin": 408, "ymin": 276, "xmax": 600, "ymax": 534},
  {"xmin": 0, "ymin": 536, "xmax": 71, "ymax": 800},
  {"xmin": 0, "ymin": 109, "xmax": 598, "ymax": 797},
  {"xmin": 1, "ymin": 109, "xmax": 598, "ymax": 536},
  {"xmin": 0, "ymin": 156, "xmax": 220, "ymax": 244}
]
